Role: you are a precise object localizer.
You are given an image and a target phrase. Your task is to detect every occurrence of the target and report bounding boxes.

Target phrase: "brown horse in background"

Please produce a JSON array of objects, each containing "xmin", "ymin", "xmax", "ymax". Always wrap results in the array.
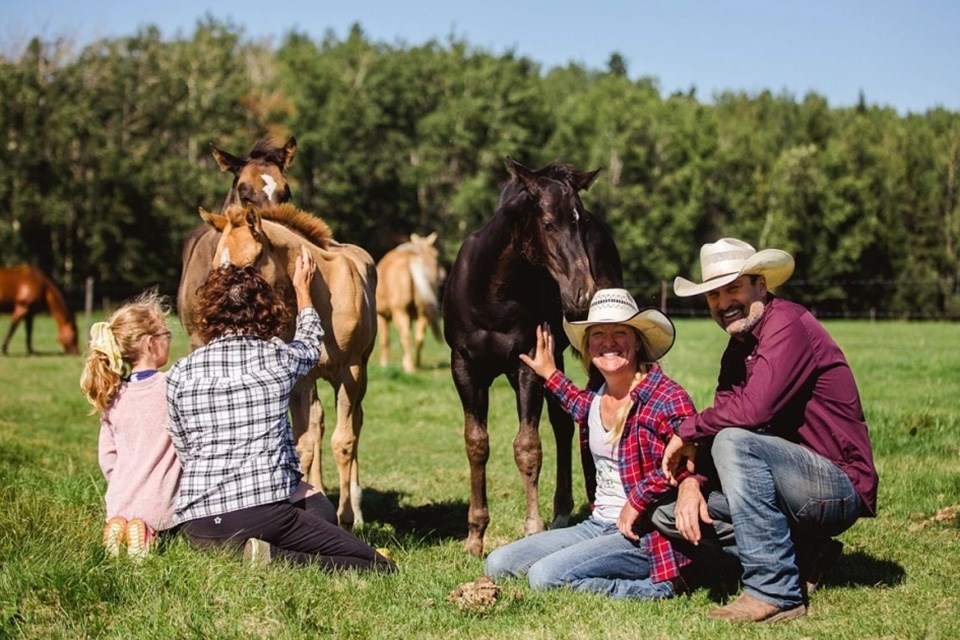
[
  {"xmin": 179, "ymin": 136, "xmax": 298, "ymax": 342},
  {"xmin": 375, "ymin": 232, "xmax": 444, "ymax": 373},
  {"xmin": 185, "ymin": 203, "xmax": 378, "ymax": 529},
  {"xmin": 0, "ymin": 265, "xmax": 79, "ymax": 355}
]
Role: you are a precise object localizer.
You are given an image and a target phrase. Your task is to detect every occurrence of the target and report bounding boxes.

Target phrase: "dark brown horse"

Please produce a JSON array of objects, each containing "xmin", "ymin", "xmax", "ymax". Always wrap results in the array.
[
  {"xmin": 0, "ymin": 265, "xmax": 79, "ymax": 355},
  {"xmin": 442, "ymin": 159, "xmax": 623, "ymax": 556}
]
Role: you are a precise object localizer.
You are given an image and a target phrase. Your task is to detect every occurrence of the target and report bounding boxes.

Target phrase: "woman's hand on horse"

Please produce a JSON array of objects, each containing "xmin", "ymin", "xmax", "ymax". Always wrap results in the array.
[
  {"xmin": 519, "ymin": 323, "xmax": 558, "ymax": 380},
  {"xmin": 293, "ymin": 245, "xmax": 316, "ymax": 310}
]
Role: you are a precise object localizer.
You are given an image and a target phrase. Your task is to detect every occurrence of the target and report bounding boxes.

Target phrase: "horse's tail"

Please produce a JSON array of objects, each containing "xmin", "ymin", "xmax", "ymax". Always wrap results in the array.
[{"xmin": 409, "ymin": 257, "xmax": 442, "ymax": 339}]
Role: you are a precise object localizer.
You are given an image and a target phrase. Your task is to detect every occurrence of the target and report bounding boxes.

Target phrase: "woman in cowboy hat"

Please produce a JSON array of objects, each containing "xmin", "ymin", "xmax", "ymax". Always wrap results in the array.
[
  {"xmin": 654, "ymin": 237, "xmax": 878, "ymax": 622},
  {"xmin": 484, "ymin": 288, "xmax": 697, "ymax": 600}
]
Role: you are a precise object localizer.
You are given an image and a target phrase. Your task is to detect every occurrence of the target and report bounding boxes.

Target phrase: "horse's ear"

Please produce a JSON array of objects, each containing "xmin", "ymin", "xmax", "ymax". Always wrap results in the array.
[
  {"xmin": 243, "ymin": 204, "xmax": 266, "ymax": 238},
  {"xmin": 573, "ymin": 167, "xmax": 603, "ymax": 191},
  {"xmin": 281, "ymin": 137, "xmax": 297, "ymax": 170},
  {"xmin": 199, "ymin": 207, "xmax": 227, "ymax": 230},
  {"xmin": 423, "ymin": 231, "xmax": 438, "ymax": 245},
  {"xmin": 505, "ymin": 157, "xmax": 539, "ymax": 194},
  {"xmin": 210, "ymin": 143, "xmax": 244, "ymax": 175}
]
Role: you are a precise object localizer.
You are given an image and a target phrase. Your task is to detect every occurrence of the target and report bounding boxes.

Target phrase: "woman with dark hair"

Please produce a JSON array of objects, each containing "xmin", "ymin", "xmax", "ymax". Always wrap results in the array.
[
  {"xmin": 484, "ymin": 288, "xmax": 695, "ymax": 599},
  {"xmin": 166, "ymin": 247, "xmax": 395, "ymax": 572}
]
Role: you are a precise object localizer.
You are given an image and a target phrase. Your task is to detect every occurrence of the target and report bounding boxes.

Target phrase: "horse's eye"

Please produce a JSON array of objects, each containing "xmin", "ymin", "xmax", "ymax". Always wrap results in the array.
[{"xmin": 542, "ymin": 221, "xmax": 555, "ymax": 231}]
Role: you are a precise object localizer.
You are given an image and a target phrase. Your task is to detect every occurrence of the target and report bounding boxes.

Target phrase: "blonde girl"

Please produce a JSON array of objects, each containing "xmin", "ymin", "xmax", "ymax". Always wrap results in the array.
[{"xmin": 80, "ymin": 290, "xmax": 181, "ymax": 559}]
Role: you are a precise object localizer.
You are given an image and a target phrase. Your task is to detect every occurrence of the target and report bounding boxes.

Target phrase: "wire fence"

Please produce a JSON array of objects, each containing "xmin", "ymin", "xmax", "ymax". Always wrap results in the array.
[{"xmin": 44, "ymin": 276, "xmax": 960, "ymax": 322}]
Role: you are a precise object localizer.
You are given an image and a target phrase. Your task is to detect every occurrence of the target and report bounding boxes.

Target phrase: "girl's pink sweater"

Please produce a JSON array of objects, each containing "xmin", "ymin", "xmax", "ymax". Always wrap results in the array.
[{"xmin": 98, "ymin": 372, "xmax": 181, "ymax": 531}]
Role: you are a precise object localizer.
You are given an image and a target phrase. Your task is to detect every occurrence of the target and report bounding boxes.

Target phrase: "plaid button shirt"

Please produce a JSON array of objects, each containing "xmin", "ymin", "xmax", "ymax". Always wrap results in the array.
[
  {"xmin": 545, "ymin": 364, "xmax": 697, "ymax": 583},
  {"xmin": 165, "ymin": 308, "xmax": 323, "ymax": 524}
]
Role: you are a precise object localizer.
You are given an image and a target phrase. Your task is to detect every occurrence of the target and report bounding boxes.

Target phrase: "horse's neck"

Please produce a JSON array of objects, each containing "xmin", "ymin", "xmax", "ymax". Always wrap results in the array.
[{"xmin": 42, "ymin": 278, "xmax": 74, "ymax": 325}]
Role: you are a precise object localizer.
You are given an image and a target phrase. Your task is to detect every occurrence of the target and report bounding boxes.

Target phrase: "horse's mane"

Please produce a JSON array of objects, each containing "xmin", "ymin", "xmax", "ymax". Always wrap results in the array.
[
  {"xmin": 40, "ymin": 272, "xmax": 76, "ymax": 324},
  {"xmin": 256, "ymin": 203, "xmax": 334, "ymax": 247},
  {"xmin": 498, "ymin": 162, "xmax": 579, "ymax": 207}
]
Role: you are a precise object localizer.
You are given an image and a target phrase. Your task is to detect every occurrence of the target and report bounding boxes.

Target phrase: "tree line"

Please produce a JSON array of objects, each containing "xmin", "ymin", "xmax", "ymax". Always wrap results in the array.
[{"xmin": 1, "ymin": 19, "xmax": 958, "ymax": 318}]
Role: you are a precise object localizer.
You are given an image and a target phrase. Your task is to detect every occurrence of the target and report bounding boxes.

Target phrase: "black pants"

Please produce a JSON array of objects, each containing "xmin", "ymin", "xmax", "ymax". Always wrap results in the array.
[{"xmin": 182, "ymin": 497, "xmax": 396, "ymax": 572}]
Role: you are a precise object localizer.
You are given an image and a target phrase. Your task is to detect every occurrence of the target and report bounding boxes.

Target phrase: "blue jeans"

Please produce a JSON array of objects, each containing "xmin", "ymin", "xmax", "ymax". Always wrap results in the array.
[
  {"xmin": 484, "ymin": 517, "xmax": 675, "ymax": 600},
  {"xmin": 700, "ymin": 429, "xmax": 860, "ymax": 608}
]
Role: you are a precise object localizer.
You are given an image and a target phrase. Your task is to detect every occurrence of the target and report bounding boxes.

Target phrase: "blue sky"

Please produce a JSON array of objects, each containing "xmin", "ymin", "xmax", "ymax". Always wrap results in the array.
[{"xmin": 3, "ymin": 0, "xmax": 957, "ymax": 115}]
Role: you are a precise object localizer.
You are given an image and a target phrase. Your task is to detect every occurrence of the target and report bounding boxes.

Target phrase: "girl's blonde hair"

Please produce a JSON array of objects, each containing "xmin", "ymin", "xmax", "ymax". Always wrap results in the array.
[
  {"xmin": 576, "ymin": 326, "xmax": 652, "ymax": 443},
  {"xmin": 80, "ymin": 289, "xmax": 170, "ymax": 413}
]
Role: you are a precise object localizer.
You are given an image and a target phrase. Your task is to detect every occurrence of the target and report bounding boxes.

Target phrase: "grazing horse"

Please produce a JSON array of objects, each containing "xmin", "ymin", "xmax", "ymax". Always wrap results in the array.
[
  {"xmin": 375, "ymin": 232, "xmax": 444, "ymax": 373},
  {"xmin": 187, "ymin": 202, "xmax": 378, "ymax": 528},
  {"xmin": 442, "ymin": 159, "xmax": 623, "ymax": 556},
  {"xmin": 179, "ymin": 136, "xmax": 298, "ymax": 344},
  {"xmin": 0, "ymin": 265, "xmax": 79, "ymax": 356}
]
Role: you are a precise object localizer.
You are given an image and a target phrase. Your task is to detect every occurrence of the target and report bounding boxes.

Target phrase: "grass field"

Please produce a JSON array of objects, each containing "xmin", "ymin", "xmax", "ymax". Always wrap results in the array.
[{"xmin": 1, "ymin": 313, "xmax": 958, "ymax": 639}]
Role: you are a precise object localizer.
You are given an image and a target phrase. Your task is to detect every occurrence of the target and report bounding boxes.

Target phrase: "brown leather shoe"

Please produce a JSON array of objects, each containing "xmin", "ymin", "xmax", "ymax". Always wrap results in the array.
[{"xmin": 707, "ymin": 592, "xmax": 807, "ymax": 623}]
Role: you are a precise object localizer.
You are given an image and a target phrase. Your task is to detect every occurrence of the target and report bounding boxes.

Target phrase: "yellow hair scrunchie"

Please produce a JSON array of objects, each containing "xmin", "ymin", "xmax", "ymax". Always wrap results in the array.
[{"xmin": 89, "ymin": 322, "xmax": 128, "ymax": 377}]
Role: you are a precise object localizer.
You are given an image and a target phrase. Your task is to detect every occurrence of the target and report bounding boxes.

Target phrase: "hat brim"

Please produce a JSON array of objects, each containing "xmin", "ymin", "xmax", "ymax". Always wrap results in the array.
[
  {"xmin": 563, "ymin": 308, "xmax": 676, "ymax": 362},
  {"xmin": 673, "ymin": 249, "xmax": 795, "ymax": 297}
]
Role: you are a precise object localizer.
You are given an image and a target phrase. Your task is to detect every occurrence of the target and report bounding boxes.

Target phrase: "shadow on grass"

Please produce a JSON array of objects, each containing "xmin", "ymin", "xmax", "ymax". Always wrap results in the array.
[
  {"xmin": 335, "ymin": 488, "xmax": 470, "ymax": 544},
  {"xmin": 832, "ymin": 549, "xmax": 906, "ymax": 589},
  {"xmin": 681, "ymin": 548, "xmax": 907, "ymax": 604},
  {"xmin": 0, "ymin": 350, "xmax": 74, "ymax": 357}
]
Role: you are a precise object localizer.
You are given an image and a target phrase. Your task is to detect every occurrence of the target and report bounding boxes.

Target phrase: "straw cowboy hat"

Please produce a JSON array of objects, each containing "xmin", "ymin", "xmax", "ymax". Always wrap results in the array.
[
  {"xmin": 673, "ymin": 238, "xmax": 795, "ymax": 298},
  {"xmin": 562, "ymin": 288, "xmax": 675, "ymax": 362}
]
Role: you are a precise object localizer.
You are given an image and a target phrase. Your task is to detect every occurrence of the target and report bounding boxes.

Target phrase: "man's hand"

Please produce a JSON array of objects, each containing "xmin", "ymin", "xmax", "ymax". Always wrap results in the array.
[
  {"xmin": 617, "ymin": 502, "xmax": 641, "ymax": 541},
  {"xmin": 674, "ymin": 477, "xmax": 712, "ymax": 545},
  {"xmin": 662, "ymin": 433, "xmax": 697, "ymax": 485}
]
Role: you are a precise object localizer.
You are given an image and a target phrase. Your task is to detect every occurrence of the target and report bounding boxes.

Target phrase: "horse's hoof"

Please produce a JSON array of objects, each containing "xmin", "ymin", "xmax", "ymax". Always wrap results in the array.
[
  {"xmin": 550, "ymin": 514, "xmax": 571, "ymax": 529},
  {"xmin": 463, "ymin": 538, "xmax": 484, "ymax": 557},
  {"xmin": 523, "ymin": 517, "xmax": 545, "ymax": 536}
]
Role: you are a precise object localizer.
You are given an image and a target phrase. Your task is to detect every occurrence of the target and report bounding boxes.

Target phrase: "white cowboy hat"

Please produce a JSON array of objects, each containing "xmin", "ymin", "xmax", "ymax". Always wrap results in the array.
[
  {"xmin": 562, "ymin": 288, "xmax": 675, "ymax": 362},
  {"xmin": 673, "ymin": 238, "xmax": 795, "ymax": 297}
]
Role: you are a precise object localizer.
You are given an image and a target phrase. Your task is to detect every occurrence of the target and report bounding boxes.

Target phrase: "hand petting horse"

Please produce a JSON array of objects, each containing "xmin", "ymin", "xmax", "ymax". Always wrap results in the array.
[
  {"xmin": 442, "ymin": 158, "xmax": 623, "ymax": 556},
  {"xmin": 375, "ymin": 232, "xmax": 444, "ymax": 373},
  {"xmin": 1, "ymin": 265, "xmax": 79, "ymax": 356}
]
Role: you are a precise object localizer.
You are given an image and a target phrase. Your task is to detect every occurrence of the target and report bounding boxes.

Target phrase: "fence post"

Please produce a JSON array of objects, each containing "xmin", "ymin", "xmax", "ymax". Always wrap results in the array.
[{"xmin": 84, "ymin": 277, "xmax": 94, "ymax": 338}]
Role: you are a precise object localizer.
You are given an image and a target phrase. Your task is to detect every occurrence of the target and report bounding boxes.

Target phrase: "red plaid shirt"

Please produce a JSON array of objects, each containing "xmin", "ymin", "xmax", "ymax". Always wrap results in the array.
[{"xmin": 545, "ymin": 364, "xmax": 696, "ymax": 583}]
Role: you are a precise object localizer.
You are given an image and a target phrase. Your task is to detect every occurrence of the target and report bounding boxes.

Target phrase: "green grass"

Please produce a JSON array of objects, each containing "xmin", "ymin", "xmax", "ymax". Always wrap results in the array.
[{"xmin": 1, "ymin": 314, "xmax": 959, "ymax": 639}]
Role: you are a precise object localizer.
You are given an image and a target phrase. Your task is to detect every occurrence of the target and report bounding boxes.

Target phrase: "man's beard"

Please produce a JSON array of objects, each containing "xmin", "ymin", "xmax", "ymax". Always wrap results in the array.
[{"xmin": 725, "ymin": 300, "xmax": 765, "ymax": 336}]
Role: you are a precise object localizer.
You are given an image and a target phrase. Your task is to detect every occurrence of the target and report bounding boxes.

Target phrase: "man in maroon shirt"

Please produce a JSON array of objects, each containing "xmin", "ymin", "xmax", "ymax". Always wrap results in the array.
[{"xmin": 651, "ymin": 238, "xmax": 878, "ymax": 623}]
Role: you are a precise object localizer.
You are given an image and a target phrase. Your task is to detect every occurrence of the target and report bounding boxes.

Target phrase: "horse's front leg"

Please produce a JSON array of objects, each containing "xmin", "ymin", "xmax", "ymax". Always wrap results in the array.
[
  {"xmin": 451, "ymin": 352, "xmax": 490, "ymax": 557},
  {"xmin": 23, "ymin": 313, "xmax": 35, "ymax": 355},
  {"xmin": 330, "ymin": 361, "xmax": 367, "ymax": 528},
  {"xmin": 514, "ymin": 366, "xmax": 546, "ymax": 537},
  {"xmin": 290, "ymin": 376, "xmax": 324, "ymax": 490},
  {"xmin": 545, "ymin": 392, "xmax": 574, "ymax": 528}
]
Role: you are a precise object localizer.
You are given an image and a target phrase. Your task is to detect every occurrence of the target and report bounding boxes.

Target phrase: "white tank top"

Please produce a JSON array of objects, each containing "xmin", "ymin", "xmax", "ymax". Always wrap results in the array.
[{"xmin": 588, "ymin": 388, "xmax": 628, "ymax": 523}]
